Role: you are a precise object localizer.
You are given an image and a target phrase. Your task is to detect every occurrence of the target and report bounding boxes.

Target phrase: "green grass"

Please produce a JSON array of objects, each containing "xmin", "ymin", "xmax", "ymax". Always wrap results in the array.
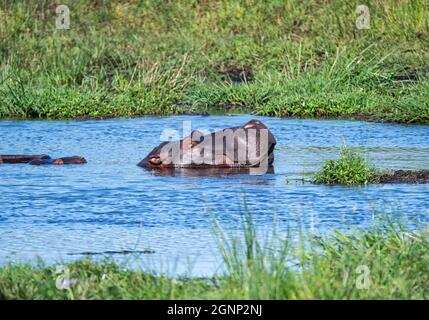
[
  {"xmin": 314, "ymin": 145, "xmax": 380, "ymax": 185},
  {"xmin": 1, "ymin": 0, "xmax": 429, "ymax": 122},
  {"xmin": 1, "ymin": 214, "xmax": 429, "ymax": 299}
]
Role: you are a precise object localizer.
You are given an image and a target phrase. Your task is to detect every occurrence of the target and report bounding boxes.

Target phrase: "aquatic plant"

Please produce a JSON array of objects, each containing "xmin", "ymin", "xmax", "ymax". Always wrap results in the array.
[{"xmin": 314, "ymin": 146, "xmax": 380, "ymax": 185}]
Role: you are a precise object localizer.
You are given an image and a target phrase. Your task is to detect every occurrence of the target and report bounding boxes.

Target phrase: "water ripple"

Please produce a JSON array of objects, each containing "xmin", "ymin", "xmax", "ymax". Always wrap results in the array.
[{"xmin": 1, "ymin": 115, "xmax": 429, "ymax": 276}]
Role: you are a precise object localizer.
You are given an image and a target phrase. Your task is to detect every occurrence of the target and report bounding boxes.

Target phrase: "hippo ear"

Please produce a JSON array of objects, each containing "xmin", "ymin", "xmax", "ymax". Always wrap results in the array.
[
  {"xmin": 183, "ymin": 130, "xmax": 203, "ymax": 149},
  {"xmin": 243, "ymin": 119, "xmax": 264, "ymax": 129},
  {"xmin": 182, "ymin": 136, "xmax": 193, "ymax": 150},
  {"xmin": 191, "ymin": 130, "xmax": 204, "ymax": 145}
]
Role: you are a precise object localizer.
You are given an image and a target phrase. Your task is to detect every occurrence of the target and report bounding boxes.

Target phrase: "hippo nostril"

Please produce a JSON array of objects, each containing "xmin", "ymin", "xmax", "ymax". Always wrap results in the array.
[{"xmin": 149, "ymin": 157, "xmax": 162, "ymax": 165}]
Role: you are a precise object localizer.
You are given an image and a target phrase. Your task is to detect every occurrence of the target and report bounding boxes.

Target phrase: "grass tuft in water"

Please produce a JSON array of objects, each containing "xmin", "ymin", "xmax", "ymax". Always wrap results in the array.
[{"xmin": 314, "ymin": 145, "xmax": 380, "ymax": 185}]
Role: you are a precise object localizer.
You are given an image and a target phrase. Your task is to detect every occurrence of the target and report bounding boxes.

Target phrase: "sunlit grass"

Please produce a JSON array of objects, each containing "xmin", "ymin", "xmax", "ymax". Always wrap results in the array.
[
  {"xmin": 0, "ymin": 0, "xmax": 428, "ymax": 122},
  {"xmin": 314, "ymin": 145, "xmax": 380, "ymax": 185}
]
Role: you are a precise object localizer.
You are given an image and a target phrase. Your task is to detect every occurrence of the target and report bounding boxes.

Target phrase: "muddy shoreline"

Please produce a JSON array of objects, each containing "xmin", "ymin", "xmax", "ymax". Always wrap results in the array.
[{"xmin": 378, "ymin": 170, "xmax": 429, "ymax": 184}]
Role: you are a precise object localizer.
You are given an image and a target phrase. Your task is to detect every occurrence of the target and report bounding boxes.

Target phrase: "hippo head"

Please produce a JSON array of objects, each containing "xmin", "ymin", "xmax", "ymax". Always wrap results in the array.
[
  {"xmin": 29, "ymin": 156, "xmax": 87, "ymax": 165},
  {"xmin": 55, "ymin": 156, "xmax": 87, "ymax": 165}
]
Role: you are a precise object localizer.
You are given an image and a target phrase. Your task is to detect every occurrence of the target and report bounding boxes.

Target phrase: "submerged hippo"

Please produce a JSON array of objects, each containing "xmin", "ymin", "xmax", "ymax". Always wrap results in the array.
[
  {"xmin": 28, "ymin": 156, "xmax": 87, "ymax": 165},
  {"xmin": 0, "ymin": 155, "xmax": 87, "ymax": 165},
  {"xmin": 0, "ymin": 154, "xmax": 50, "ymax": 164},
  {"xmin": 138, "ymin": 119, "xmax": 276, "ymax": 174}
]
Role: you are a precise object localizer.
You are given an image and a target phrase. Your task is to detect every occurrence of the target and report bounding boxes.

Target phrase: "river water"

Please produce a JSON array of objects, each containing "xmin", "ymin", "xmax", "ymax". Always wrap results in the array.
[{"xmin": 1, "ymin": 115, "xmax": 429, "ymax": 276}]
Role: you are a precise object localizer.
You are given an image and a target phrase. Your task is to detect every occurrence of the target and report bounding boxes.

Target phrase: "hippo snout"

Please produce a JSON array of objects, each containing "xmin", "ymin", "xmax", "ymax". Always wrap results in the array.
[{"xmin": 58, "ymin": 156, "xmax": 87, "ymax": 164}]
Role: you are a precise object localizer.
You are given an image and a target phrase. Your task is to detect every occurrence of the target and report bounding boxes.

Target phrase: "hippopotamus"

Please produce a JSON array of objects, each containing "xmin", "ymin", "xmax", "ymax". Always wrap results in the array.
[
  {"xmin": 0, "ymin": 155, "xmax": 87, "ymax": 165},
  {"xmin": 138, "ymin": 119, "xmax": 276, "ymax": 174},
  {"xmin": 0, "ymin": 154, "xmax": 51, "ymax": 164},
  {"xmin": 28, "ymin": 156, "xmax": 87, "ymax": 165}
]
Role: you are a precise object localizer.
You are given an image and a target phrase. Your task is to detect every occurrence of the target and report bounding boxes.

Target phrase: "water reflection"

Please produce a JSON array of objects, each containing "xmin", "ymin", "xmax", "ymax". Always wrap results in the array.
[{"xmin": 147, "ymin": 167, "xmax": 275, "ymax": 177}]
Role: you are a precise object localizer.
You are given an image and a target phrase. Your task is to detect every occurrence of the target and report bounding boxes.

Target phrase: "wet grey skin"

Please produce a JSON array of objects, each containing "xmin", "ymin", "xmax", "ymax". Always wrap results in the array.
[
  {"xmin": 138, "ymin": 119, "xmax": 277, "ymax": 171},
  {"xmin": 0, "ymin": 154, "xmax": 50, "ymax": 164},
  {"xmin": 0, "ymin": 155, "xmax": 87, "ymax": 165},
  {"xmin": 28, "ymin": 156, "xmax": 87, "ymax": 165}
]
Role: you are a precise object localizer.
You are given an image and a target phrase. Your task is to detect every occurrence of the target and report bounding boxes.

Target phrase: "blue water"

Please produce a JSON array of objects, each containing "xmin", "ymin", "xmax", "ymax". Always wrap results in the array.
[{"xmin": 1, "ymin": 115, "xmax": 429, "ymax": 276}]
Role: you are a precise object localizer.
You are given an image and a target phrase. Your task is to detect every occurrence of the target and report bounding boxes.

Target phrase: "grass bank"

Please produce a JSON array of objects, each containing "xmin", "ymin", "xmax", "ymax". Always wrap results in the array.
[
  {"xmin": 1, "ymin": 0, "xmax": 429, "ymax": 122},
  {"xmin": 1, "ymin": 215, "xmax": 429, "ymax": 299}
]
